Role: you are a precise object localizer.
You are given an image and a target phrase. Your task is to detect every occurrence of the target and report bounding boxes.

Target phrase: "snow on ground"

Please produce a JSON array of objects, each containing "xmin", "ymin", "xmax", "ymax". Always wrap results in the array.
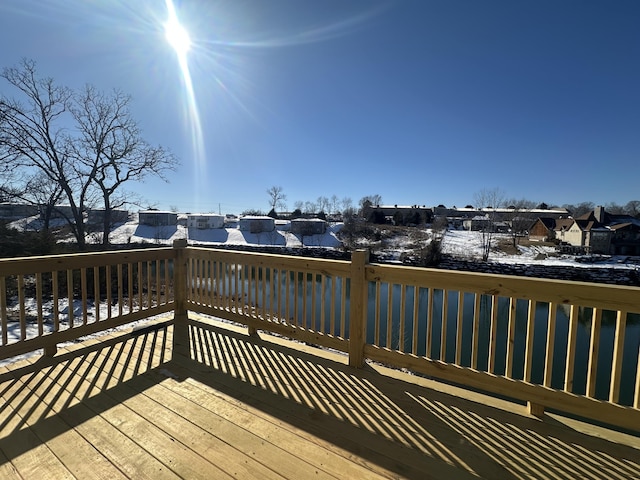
[
  {"xmin": 108, "ymin": 217, "xmax": 343, "ymax": 248},
  {"xmin": 442, "ymin": 229, "xmax": 639, "ymax": 269},
  {"xmin": 0, "ymin": 298, "xmax": 167, "ymax": 367}
]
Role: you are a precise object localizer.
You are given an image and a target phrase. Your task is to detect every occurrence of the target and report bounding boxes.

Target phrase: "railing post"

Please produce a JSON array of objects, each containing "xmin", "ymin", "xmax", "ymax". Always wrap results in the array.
[
  {"xmin": 172, "ymin": 239, "xmax": 190, "ymax": 358},
  {"xmin": 348, "ymin": 249, "xmax": 369, "ymax": 368},
  {"xmin": 528, "ymin": 401, "xmax": 545, "ymax": 419}
]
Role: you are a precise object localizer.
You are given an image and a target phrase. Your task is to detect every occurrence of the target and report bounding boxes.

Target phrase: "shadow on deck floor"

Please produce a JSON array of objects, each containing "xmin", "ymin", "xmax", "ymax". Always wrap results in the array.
[{"xmin": 1, "ymin": 316, "xmax": 639, "ymax": 479}]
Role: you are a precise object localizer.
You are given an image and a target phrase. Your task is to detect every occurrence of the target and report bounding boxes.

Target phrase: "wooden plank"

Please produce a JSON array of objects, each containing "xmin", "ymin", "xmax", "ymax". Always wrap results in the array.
[
  {"xmin": 488, "ymin": 295, "xmax": 499, "ymax": 374},
  {"xmin": 505, "ymin": 297, "xmax": 516, "ymax": 378},
  {"xmin": 66, "ymin": 269, "xmax": 74, "ymax": 327},
  {"xmin": 586, "ymin": 308, "xmax": 602, "ymax": 398},
  {"xmin": 386, "ymin": 283, "xmax": 393, "ymax": 349},
  {"xmin": 364, "ymin": 344, "xmax": 640, "ymax": 432},
  {"xmin": 524, "ymin": 300, "xmax": 536, "ymax": 382},
  {"xmin": 0, "ymin": 276, "xmax": 7, "ymax": 345},
  {"xmin": 412, "ymin": 285, "xmax": 420, "ymax": 356},
  {"xmin": 455, "ymin": 291, "xmax": 464, "ymax": 366},
  {"xmin": 36, "ymin": 272, "xmax": 44, "ymax": 335},
  {"xmin": 0, "ymin": 398, "xmax": 75, "ymax": 480},
  {"xmin": 399, "ymin": 284, "xmax": 406, "ymax": 352},
  {"xmin": 0, "ymin": 361, "xmax": 128, "ymax": 480},
  {"xmin": 81, "ymin": 267, "xmax": 88, "ymax": 325},
  {"xmin": 543, "ymin": 303, "xmax": 557, "ymax": 388},
  {"xmin": 471, "ymin": 293, "xmax": 481, "ymax": 369},
  {"xmin": 365, "ymin": 263, "xmax": 640, "ymax": 313},
  {"xmin": 440, "ymin": 290, "xmax": 448, "ymax": 361},
  {"xmin": 18, "ymin": 274, "xmax": 26, "ymax": 341},
  {"xmin": 374, "ymin": 281, "xmax": 381, "ymax": 346},
  {"xmin": 565, "ymin": 305, "xmax": 579, "ymax": 393},
  {"xmin": 169, "ymin": 345, "xmax": 477, "ymax": 479}
]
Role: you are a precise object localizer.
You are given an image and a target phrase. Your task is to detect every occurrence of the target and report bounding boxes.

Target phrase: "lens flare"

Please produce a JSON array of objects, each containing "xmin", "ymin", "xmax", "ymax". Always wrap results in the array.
[
  {"xmin": 164, "ymin": 0, "xmax": 206, "ymax": 211},
  {"xmin": 164, "ymin": 13, "xmax": 191, "ymax": 56}
]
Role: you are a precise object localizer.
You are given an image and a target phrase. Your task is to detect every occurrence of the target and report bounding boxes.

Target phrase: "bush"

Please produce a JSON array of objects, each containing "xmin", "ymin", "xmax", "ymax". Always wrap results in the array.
[{"xmin": 0, "ymin": 224, "xmax": 56, "ymax": 258}]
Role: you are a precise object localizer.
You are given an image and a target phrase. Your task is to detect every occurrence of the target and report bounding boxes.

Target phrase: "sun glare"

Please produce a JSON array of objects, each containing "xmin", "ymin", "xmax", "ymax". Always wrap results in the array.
[
  {"xmin": 163, "ymin": 0, "xmax": 206, "ymax": 211},
  {"xmin": 164, "ymin": 3, "xmax": 191, "ymax": 56}
]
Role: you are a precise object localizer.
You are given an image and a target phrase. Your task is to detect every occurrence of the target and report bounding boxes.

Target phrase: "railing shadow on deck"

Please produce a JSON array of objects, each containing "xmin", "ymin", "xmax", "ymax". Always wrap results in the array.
[
  {"xmin": 178, "ymin": 319, "xmax": 640, "ymax": 480},
  {"xmin": 0, "ymin": 324, "xmax": 172, "ymax": 461}
]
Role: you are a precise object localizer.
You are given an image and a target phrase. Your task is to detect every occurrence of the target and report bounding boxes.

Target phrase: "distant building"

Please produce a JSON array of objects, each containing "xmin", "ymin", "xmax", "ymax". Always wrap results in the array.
[
  {"xmin": 0, "ymin": 203, "xmax": 39, "ymax": 219},
  {"xmin": 88, "ymin": 209, "xmax": 130, "ymax": 225},
  {"xmin": 239, "ymin": 215, "xmax": 275, "ymax": 233},
  {"xmin": 187, "ymin": 214, "xmax": 224, "ymax": 229},
  {"xmin": 138, "ymin": 210, "xmax": 178, "ymax": 227},
  {"xmin": 371, "ymin": 205, "xmax": 433, "ymax": 225},
  {"xmin": 291, "ymin": 218, "xmax": 327, "ymax": 235},
  {"xmin": 529, "ymin": 206, "xmax": 640, "ymax": 255}
]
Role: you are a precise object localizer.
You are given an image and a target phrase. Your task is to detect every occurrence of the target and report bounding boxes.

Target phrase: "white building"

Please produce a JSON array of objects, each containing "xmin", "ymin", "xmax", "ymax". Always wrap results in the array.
[
  {"xmin": 187, "ymin": 214, "xmax": 224, "ymax": 229},
  {"xmin": 138, "ymin": 210, "xmax": 178, "ymax": 226},
  {"xmin": 239, "ymin": 216, "xmax": 275, "ymax": 233}
]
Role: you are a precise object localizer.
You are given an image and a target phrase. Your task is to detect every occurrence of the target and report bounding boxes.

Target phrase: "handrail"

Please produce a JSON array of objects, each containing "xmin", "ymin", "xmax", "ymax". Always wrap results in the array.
[
  {"xmin": 0, "ymin": 247, "xmax": 176, "ymax": 360},
  {"xmin": 1, "ymin": 244, "xmax": 639, "ymax": 431},
  {"xmin": 362, "ymin": 261, "xmax": 640, "ymax": 430}
]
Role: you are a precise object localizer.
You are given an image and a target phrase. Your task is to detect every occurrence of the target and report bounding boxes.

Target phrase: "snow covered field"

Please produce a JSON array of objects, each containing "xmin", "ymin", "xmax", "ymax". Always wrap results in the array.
[{"xmin": 108, "ymin": 217, "xmax": 343, "ymax": 249}]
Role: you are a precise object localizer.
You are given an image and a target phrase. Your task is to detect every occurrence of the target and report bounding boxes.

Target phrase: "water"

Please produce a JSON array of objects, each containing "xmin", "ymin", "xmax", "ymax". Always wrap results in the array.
[{"xmin": 207, "ymin": 265, "xmax": 640, "ymax": 406}]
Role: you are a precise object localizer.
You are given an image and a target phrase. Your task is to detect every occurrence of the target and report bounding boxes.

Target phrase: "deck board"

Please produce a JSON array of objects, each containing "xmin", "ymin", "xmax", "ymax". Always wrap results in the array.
[{"xmin": 1, "ymin": 315, "xmax": 639, "ymax": 479}]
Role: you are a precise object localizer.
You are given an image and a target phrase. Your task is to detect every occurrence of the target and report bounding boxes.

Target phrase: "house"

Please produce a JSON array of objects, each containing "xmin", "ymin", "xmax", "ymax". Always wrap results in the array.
[
  {"xmin": 138, "ymin": 210, "xmax": 178, "ymax": 227},
  {"xmin": 291, "ymin": 218, "xmax": 327, "ymax": 236},
  {"xmin": 529, "ymin": 217, "xmax": 574, "ymax": 242},
  {"xmin": 239, "ymin": 215, "xmax": 275, "ymax": 233},
  {"xmin": 0, "ymin": 203, "xmax": 39, "ymax": 219},
  {"xmin": 371, "ymin": 205, "xmax": 433, "ymax": 225},
  {"xmin": 187, "ymin": 214, "xmax": 224, "ymax": 230},
  {"xmin": 87, "ymin": 209, "xmax": 130, "ymax": 225},
  {"xmin": 608, "ymin": 223, "xmax": 640, "ymax": 255},
  {"xmin": 578, "ymin": 206, "xmax": 640, "ymax": 255},
  {"xmin": 529, "ymin": 217, "xmax": 557, "ymax": 242}
]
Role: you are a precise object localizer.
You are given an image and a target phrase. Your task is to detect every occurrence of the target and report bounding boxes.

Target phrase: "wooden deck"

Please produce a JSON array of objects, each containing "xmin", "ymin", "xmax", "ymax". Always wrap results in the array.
[{"xmin": 1, "ymin": 315, "xmax": 639, "ymax": 480}]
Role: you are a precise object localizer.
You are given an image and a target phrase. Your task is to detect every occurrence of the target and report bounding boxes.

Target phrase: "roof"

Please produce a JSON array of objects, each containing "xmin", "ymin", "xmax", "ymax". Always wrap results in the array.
[{"xmin": 552, "ymin": 218, "xmax": 575, "ymax": 231}]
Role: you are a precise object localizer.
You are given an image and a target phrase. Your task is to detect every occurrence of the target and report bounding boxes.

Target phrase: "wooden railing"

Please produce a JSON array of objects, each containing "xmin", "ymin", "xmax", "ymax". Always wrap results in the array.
[
  {"xmin": 182, "ymin": 247, "xmax": 640, "ymax": 431},
  {"xmin": 183, "ymin": 247, "xmax": 353, "ymax": 354},
  {"xmin": 0, "ymin": 248, "xmax": 175, "ymax": 360},
  {"xmin": 2, "ymin": 243, "xmax": 639, "ymax": 431}
]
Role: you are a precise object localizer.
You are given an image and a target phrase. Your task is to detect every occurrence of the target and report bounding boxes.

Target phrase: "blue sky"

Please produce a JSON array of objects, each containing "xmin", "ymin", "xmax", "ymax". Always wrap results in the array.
[{"xmin": 1, "ymin": 1, "xmax": 639, "ymax": 214}]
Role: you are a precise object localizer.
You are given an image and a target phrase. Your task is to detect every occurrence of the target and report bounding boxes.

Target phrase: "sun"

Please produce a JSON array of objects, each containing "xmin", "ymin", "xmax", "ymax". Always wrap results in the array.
[{"xmin": 164, "ymin": 1, "xmax": 191, "ymax": 56}]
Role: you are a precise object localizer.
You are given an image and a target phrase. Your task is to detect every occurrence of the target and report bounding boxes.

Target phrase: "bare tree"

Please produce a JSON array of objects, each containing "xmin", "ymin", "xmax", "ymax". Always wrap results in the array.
[
  {"xmin": 266, "ymin": 186, "xmax": 287, "ymax": 212},
  {"xmin": 563, "ymin": 201, "xmax": 594, "ymax": 218},
  {"xmin": 70, "ymin": 85, "xmax": 176, "ymax": 245},
  {"xmin": 316, "ymin": 195, "xmax": 330, "ymax": 214},
  {"xmin": 0, "ymin": 59, "xmax": 177, "ymax": 249},
  {"xmin": 340, "ymin": 196, "xmax": 353, "ymax": 215},
  {"xmin": 359, "ymin": 194, "xmax": 382, "ymax": 209},
  {"xmin": 625, "ymin": 200, "xmax": 640, "ymax": 219},
  {"xmin": 473, "ymin": 188, "xmax": 506, "ymax": 261},
  {"xmin": 504, "ymin": 197, "xmax": 537, "ymax": 247},
  {"xmin": 330, "ymin": 195, "xmax": 340, "ymax": 214},
  {"xmin": 0, "ymin": 59, "xmax": 91, "ymax": 247}
]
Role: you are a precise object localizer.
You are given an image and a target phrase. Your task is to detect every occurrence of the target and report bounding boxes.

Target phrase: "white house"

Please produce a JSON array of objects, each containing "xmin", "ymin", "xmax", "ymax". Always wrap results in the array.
[
  {"xmin": 239, "ymin": 216, "xmax": 275, "ymax": 233},
  {"xmin": 187, "ymin": 214, "xmax": 224, "ymax": 229},
  {"xmin": 138, "ymin": 210, "xmax": 178, "ymax": 227},
  {"xmin": 291, "ymin": 218, "xmax": 327, "ymax": 235}
]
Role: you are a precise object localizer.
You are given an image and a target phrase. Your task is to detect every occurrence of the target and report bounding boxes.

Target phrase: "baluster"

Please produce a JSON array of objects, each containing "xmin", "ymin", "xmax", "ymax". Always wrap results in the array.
[
  {"xmin": 524, "ymin": 300, "xmax": 536, "ymax": 382},
  {"xmin": 564, "ymin": 305, "xmax": 579, "ymax": 392},
  {"xmin": 543, "ymin": 303, "xmax": 557, "ymax": 388},
  {"xmin": 471, "ymin": 293, "xmax": 481, "ymax": 369},
  {"xmin": 586, "ymin": 308, "xmax": 602, "ymax": 398},
  {"xmin": 505, "ymin": 297, "xmax": 516, "ymax": 377},
  {"xmin": 413, "ymin": 286, "xmax": 421, "ymax": 356},
  {"xmin": 455, "ymin": 291, "xmax": 464, "ymax": 365}
]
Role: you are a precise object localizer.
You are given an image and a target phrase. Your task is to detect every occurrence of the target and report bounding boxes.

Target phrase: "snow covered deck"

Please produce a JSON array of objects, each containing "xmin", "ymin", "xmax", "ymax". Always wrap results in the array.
[{"xmin": 2, "ymin": 315, "xmax": 639, "ymax": 479}]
